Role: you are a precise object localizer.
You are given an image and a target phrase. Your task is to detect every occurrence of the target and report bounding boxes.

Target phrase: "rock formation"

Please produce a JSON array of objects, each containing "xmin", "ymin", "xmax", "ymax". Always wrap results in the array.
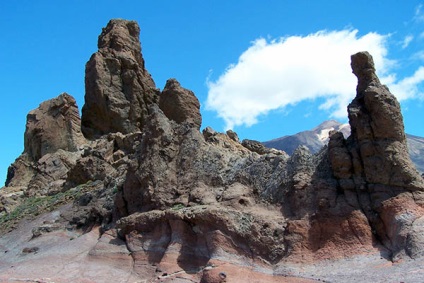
[
  {"xmin": 1, "ymin": 20, "xmax": 424, "ymax": 282},
  {"xmin": 348, "ymin": 52, "xmax": 423, "ymax": 189},
  {"xmin": 81, "ymin": 19, "xmax": 159, "ymax": 139},
  {"xmin": 263, "ymin": 120, "xmax": 424, "ymax": 174},
  {"xmin": 24, "ymin": 92, "xmax": 84, "ymax": 162},
  {"xmin": 159, "ymin": 78, "xmax": 202, "ymax": 129},
  {"xmin": 5, "ymin": 93, "xmax": 85, "ymax": 196},
  {"xmin": 328, "ymin": 51, "xmax": 424, "ymax": 259}
]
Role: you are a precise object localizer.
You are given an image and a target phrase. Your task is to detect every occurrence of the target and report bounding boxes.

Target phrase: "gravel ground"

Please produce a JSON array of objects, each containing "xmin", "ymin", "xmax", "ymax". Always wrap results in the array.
[{"xmin": 276, "ymin": 253, "xmax": 424, "ymax": 283}]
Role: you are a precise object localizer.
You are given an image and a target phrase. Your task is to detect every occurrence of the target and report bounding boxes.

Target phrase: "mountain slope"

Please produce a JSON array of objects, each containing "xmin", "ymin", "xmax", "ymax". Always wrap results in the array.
[
  {"xmin": 263, "ymin": 120, "xmax": 349, "ymax": 155},
  {"xmin": 408, "ymin": 134, "xmax": 424, "ymax": 173},
  {"xmin": 263, "ymin": 120, "xmax": 424, "ymax": 173},
  {"xmin": 1, "ymin": 20, "xmax": 424, "ymax": 283}
]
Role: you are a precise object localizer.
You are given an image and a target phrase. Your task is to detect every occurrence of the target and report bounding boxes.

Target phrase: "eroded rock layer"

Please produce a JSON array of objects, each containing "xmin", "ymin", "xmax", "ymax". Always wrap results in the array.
[
  {"xmin": 1, "ymin": 19, "xmax": 424, "ymax": 282},
  {"xmin": 327, "ymin": 51, "xmax": 424, "ymax": 260}
]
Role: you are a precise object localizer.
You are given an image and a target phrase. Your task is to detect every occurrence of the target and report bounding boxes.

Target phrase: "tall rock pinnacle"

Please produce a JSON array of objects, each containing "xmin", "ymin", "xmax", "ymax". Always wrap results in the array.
[
  {"xmin": 81, "ymin": 19, "xmax": 159, "ymax": 139},
  {"xmin": 348, "ymin": 51, "xmax": 423, "ymax": 190},
  {"xmin": 328, "ymin": 51, "xmax": 424, "ymax": 259},
  {"xmin": 5, "ymin": 16, "xmax": 424, "ymax": 280}
]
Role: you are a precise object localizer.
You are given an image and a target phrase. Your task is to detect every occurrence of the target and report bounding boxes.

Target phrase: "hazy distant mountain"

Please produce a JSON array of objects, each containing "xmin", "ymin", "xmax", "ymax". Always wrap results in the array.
[
  {"xmin": 407, "ymin": 134, "xmax": 424, "ymax": 174},
  {"xmin": 263, "ymin": 120, "xmax": 424, "ymax": 173},
  {"xmin": 263, "ymin": 120, "xmax": 350, "ymax": 155}
]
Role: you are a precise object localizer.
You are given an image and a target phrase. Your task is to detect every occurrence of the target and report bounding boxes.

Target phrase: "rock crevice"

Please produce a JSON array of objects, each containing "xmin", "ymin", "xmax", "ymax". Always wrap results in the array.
[{"xmin": 2, "ymin": 20, "xmax": 424, "ymax": 282}]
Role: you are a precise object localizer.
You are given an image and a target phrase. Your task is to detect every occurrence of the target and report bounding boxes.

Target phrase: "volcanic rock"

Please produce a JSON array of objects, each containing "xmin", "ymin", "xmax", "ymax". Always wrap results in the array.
[
  {"xmin": 5, "ymin": 93, "xmax": 85, "ymax": 196},
  {"xmin": 24, "ymin": 92, "xmax": 84, "ymax": 162},
  {"xmin": 81, "ymin": 19, "xmax": 159, "ymax": 139},
  {"xmin": 3, "ymin": 20, "xmax": 424, "ymax": 283},
  {"xmin": 242, "ymin": 139, "xmax": 268, "ymax": 154},
  {"xmin": 348, "ymin": 51, "xmax": 423, "ymax": 190},
  {"xmin": 159, "ymin": 78, "xmax": 202, "ymax": 129},
  {"xmin": 226, "ymin": 129, "xmax": 240, "ymax": 142},
  {"xmin": 328, "ymin": 51, "xmax": 424, "ymax": 259}
]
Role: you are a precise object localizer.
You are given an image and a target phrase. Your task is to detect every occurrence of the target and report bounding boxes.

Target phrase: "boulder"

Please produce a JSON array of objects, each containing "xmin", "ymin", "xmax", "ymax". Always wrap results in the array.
[{"xmin": 159, "ymin": 78, "xmax": 202, "ymax": 129}]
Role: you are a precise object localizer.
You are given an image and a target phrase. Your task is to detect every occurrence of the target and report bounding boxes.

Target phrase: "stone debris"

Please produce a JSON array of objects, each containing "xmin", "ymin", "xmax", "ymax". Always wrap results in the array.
[{"xmin": 1, "ymin": 20, "xmax": 424, "ymax": 283}]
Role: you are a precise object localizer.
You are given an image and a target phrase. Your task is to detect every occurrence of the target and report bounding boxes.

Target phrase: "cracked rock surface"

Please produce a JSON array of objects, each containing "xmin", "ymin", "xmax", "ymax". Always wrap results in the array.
[{"xmin": 1, "ymin": 20, "xmax": 424, "ymax": 282}]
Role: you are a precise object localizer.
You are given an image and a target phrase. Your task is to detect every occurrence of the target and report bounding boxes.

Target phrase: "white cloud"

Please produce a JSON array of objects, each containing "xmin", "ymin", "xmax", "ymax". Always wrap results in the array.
[
  {"xmin": 413, "ymin": 51, "xmax": 424, "ymax": 61},
  {"xmin": 206, "ymin": 29, "xmax": 391, "ymax": 129},
  {"xmin": 401, "ymin": 35, "xmax": 414, "ymax": 49},
  {"xmin": 414, "ymin": 4, "xmax": 424, "ymax": 22},
  {"xmin": 389, "ymin": 67, "xmax": 424, "ymax": 101}
]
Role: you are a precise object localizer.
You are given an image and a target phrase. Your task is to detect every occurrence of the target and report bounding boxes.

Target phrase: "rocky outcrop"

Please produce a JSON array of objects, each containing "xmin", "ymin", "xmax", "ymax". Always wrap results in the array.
[
  {"xmin": 2, "ymin": 20, "xmax": 424, "ymax": 283},
  {"xmin": 328, "ymin": 51, "xmax": 424, "ymax": 259},
  {"xmin": 81, "ymin": 19, "xmax": 159, "ymax": 139},
  {"xmin": 24, "ymin": 93, "xmax": 84, "ymax": 162},
  {"xmin": 5, "ymin": 93, "xmax": 85, "ymax": 196},
  {"xmin": 348, "ymin": 51, "xmax": 423, "ymax": 190},
  {"xmin": 159, "ymin": 78, "xmax": 202, "ymax": 129},
  {"xmin": 263, "ymin": 120, "xmax": 424, "ymax": 174}
]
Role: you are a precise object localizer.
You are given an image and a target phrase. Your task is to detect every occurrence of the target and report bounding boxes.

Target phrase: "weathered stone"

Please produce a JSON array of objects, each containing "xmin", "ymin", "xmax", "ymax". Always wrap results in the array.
[
  {"xmin": 328, "ymin": 130, "xmax": 353, "ymax": 180},
  {"xmin": 5, "ymin": 93, "xmax": 84, "ymax": 196},
  {"xmin": 4, "ymin": 19, "xmax": 424, "ymax": 283},
  {"xmin": 242, "ymin": 139, "xmax": 268, "ymax": 154},
  {"xmin": 24, "ymin": 93, "xmax": 84, "ymax": 162},
  {"xmin": 26, "ymin": 150, "xmax": 80, "ymax": 196},
  {"xmin": 203, "ymin": 126, "xmax": 218, "ymax": 142},
  {"xmin": 327, "ymin": 51, "xmax": 424, "ymax": 259},
  {"xmin": 5, "ymin": 154, "xmax": 35, "ymax": 187},
  {"xmin": 226, "ymin": 129, "xmax": 240, "ymax": 142},
  {"xmin": 159, "ymin": 78, "xmax": 202, "ymax": 129},
  {"xmin": 348, "ymin": 51, "xmax": 423, "ymax": 190},
  {"xmin": 81, "ymin": 19, "xmax": 159, "ymax": 138}
]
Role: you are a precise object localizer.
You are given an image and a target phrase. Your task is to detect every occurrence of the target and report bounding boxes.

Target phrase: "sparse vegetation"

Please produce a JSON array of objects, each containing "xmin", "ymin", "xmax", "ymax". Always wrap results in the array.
[
  {"xmin": 171, "ymin": 203, "xmax": 186, "ymax": 211},
  {"xmin": 0, "ymin": 181, "xmax": 96, "ymax": 233}
]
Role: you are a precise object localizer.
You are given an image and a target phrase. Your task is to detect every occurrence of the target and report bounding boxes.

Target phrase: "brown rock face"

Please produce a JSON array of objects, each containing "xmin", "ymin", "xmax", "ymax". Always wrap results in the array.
[
  {"xmin": 348, "ymin": 51, "xmax": 423, "ymax": 190},
  {"xmin": 81, "ymin": 19, "xmax": 159, "ymax": 139},
  {"xmin": 24, "ymin": 93, "xmax": 84, "ymax": 162},
  {"xmin": 328, "ymin": 51, "xmax": 424, "ymax": 259},
  {"xmin": 4, "ymin": 20, "xmax": 424, "ymax": 283},
  {"xmin": 159, "ymin": 78, "xmax": 202, "ymax": 129},
  {"xmin": 5, "ymin": 93, "xmax": 84, "ymax": 195}
]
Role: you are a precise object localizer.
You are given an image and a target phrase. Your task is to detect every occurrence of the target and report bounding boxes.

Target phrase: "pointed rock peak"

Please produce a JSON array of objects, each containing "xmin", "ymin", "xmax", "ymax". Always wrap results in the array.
[
  {"xmin": 347, "ymin": 52, "xmax": 424, "ymax": 190},
  {"xmin": 98, "ymin": 19, "xmax": 140, "ymax": 51},
  {"xmin": 163, "ymin": 78, "xmax": 181, "ymax": 89},
  {"xmin": 24, "ymin": 93, "xmax": 84, "ymax": 162},
  {"xmin": 82, "ymin": 19, "xmax": 159, "ymax": 139},
  {"xmin": 351, "ymin": 51, "xmax": 381, "ymax": 93},
  {"xmin": 159, "ymin": 78, "xmax": 202, "ymax": 129}
]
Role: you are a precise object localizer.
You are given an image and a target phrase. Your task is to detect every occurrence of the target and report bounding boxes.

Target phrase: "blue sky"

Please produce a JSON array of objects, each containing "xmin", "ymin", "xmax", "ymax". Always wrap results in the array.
[{"xmin": 1, "ymin": 1, "xmax": 423, "ymax": 186}]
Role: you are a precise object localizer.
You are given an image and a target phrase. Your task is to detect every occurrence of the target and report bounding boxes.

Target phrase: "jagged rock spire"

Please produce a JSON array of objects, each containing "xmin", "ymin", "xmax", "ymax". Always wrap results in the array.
[
  {"xmin": 348, "ymin": 51, "xmax": 423, "ymax": 189},
  {"xmin": 329, "ymin": 51, "xmax": 424, "ymax": 261},
  {"xmin": 81, "ymin": 19, "xmax": 159, "ymax": 139},
  {"xmin": 350, "ymin": 51, "xmax": 381, "ymax": 94}
]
